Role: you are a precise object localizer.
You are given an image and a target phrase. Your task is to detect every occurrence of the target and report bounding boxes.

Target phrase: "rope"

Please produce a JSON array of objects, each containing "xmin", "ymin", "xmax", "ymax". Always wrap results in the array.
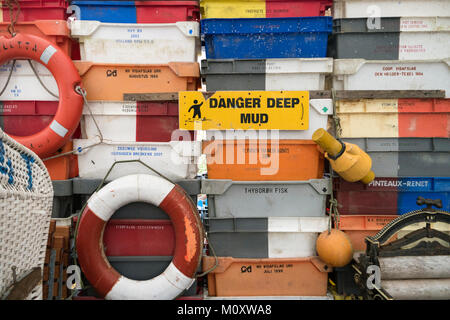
[
  {"xmin": 5, "ymin": 0, "xmax": 20, "ymax": 37},
  {"xmin": 332, "ymin": 89, "xmax": 342, "ymax": 140},
  {"xmin": 0, "ymin": 60, "xmax": 60, "ymax": 100},
  {"xmin": 195, "ymin": 214, "xmax": 218, "ymax": 278},
  {"xmin": 328, "ymin": 89, "xmax": 341, "ymax": 232},
  {"xmin": 0, "ymin": 60, "xmax": 16, "ymax": 97},
  {"xmin": 75, "ymin": 86, "xmax": 103, "ymax": 143},
  {"xmin": 42, "ymin": 86, "xmax": 104, "ymax": 162},
  {"xmin": 27, "ymin": 60, "xmax": 59, "ymax": 99}
]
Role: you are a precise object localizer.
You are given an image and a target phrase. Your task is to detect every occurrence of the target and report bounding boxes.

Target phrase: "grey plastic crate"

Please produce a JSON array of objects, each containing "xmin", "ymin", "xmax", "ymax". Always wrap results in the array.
[
  {"xmin": 333, "ymin": 18, "xmax": 401, "ymax": 33},
  {"xmin": 346, "ymin": 138, "xmax": 450, "ymax": 177},
  {"xmin": 329, "ymin": 18, "xmax": 402, "ymax": 59},
  {"xmin": 201, "ymin": 59, "xmax": 266, "ymax": 91},
  {"xmin": 206, "ymin": 218, "xmax": 269, "ymax": 258},
  {"xmin": 203, "ymin": 179, "xmax": 330, "ymax": 218},
  {"xmin": 52, "ymin": 180, "xmax": 73, "ymax": 218},
  {"xmin": 201, "ymin": 58, "xmax": 332, "ymax": 91},
  {"xmin": 329, "ymin": 18, "xmax": 400, "ymax": 60},
  {"xmin": 73, "ymin": 178, "xmax": 201, "ymax": 219},
  {"xmin": 329, "ymin": 17, "xmax": 449, "ymax": 60}
]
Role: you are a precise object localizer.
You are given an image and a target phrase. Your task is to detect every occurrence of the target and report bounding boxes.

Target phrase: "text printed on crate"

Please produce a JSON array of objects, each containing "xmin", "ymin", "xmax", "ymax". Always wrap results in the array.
[
  {"xmin": 102, "ymin": 129, "xmax": 283, "ymax": 177},
  {"xmin": 202, "ymin": 130, "xmax": 281, "ymax": 177}
]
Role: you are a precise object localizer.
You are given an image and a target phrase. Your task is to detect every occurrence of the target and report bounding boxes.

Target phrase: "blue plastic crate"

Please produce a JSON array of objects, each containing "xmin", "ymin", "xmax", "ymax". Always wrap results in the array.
[
  {"xmin": 398, "ymin": 177, "xmax": 450, "ymax": 214},
  {"xmin": 201, "ymin": 17, "xmax": 332, "ymax": 59},
  {"xmin": 71, "ymin": 1, "xmax": 137, "ymax": 23}
]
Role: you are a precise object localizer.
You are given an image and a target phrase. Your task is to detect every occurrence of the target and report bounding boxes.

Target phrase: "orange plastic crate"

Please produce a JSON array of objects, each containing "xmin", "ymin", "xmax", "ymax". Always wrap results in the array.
[
  {"xmin": 0, "ymin": 20, "xmax": 71, "ymax": 55},
  {"xmin": 203, "ymin": 256, "xmax": 331, "ymax": 297},
  {"xmin": 203, "ymin": 139, "xmax": 324, "ymax": 181},
  {"xmin": 338, "ymin": 215, "xmax": 398, "ymax": 251},
  {"xmin": 44, "ymin": 141, "xmax": 77, "ymax": 180},
  {"xmin": 73, "ymin": 61, "xmax": 201, "ymax": 101}
]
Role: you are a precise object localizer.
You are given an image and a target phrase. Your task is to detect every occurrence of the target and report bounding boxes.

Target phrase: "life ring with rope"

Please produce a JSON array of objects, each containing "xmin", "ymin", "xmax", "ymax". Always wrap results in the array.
[
  {"xmin": 76, "ymin": 174, "xmax": 204, "ymax": 300},
  {"xmin": 0, "ymin": 32, "xmax": 83, "ymax": 158}
]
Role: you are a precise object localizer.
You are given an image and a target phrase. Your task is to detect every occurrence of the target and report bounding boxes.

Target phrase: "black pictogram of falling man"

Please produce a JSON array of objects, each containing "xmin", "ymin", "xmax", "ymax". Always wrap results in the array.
[{"xmin": 188, "ymin": 100, "xmax": 203, "ymax": 119}]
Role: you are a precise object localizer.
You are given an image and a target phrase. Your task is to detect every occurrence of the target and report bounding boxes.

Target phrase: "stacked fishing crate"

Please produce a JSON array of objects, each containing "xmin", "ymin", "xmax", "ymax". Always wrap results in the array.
[
  {"xmin": 198, "ymin": 0, "xmax": 336, "ymax": 299},
  {"xmin": 329, "ymin": 0, "xmax": 450, "ymax": 297},
  {"xmin": 0, "ymin": 0, "xmax": 79, "ymax": 300},
  {"xmin": 67, "ymin": 1, "xmax": 202, "ymax": 299},
  {"xmin": 0, "ymin": 1, "xmax": 79, "ymax": 220},
  {"xmin": 42, "ymin": 218, "xmax": 73, "ymax": 300}
]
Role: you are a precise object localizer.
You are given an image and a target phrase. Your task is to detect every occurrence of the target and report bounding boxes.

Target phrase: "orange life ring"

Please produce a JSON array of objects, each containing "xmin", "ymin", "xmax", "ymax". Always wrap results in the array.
[
  {"xmin": 76, "ymin": 174, "xmax": 204, "ymax": 300},
  {"xmin": 0, "ymin": 33, "xmax": 83, "ymax": 158}
]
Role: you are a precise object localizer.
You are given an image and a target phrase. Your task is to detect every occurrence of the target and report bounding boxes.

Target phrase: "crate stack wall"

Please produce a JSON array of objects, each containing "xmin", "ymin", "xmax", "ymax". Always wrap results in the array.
[
  {"xmin": 199, "ymin": 0, "xmax": 336, "ymax": 299},
  {"xmin": 0, "ymin": 1, "xmax": 79, "ymax": 183},
  {"xmin": 329, "ymin": 0, "xmax": 450, "ymax": 297},
  {"xmin": 62, "ymin": 0, "xmax": 203, "ymax": 299}
]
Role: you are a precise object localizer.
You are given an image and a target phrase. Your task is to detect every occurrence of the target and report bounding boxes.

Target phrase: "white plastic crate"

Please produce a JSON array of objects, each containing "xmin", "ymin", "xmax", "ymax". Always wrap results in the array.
[
  {"xmin": 81, "ymin": 101, "xmax": 138, "ymax": 141},
  {"xmin": 398, "ymin": 17, "xmax": 450, "ymax": 60},
  {"xmin": 265, "ymin": 58, "xmax": 333, "ymax": 90},
  {"xmin": 207, "ymin": 217, "xmax": 329, "ymax": 259},
  {"xmin": 205, "ymin": 99, "xmax": 333, "ymax": 140},
  {"xmin": 268, "ymin": 217, "xmax": 328, "ymax": 258},
  {"xmin": 73, "ymin": 138, "xmax": 201, "ymax": 181},
  {"xmin": 0, "ymin": 60, "xmax": 57, "ymax": 101},
  {"xmin": 333, "ymin": 59, "xmax": 450, "ymax": 98},
  {"xmin": 333, "ymin": 0, "xmax": 450, "ymax": 18},
  {"xmin": 70, "ymin": 20, "xmax": 200, "ymax": 64},
  {"xmin": 80, "ymin": 100, "xmax": 190, "ymax": 142}
]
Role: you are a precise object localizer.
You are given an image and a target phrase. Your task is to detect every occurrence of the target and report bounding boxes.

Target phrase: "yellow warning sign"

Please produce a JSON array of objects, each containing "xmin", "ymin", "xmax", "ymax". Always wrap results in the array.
[{"xmin": 179, "ymin": 91, "xmax": 309, "ymax": 130}]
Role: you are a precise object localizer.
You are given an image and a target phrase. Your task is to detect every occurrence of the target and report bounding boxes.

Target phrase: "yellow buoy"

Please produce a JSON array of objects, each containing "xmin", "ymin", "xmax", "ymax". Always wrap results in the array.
[
  {"xmin": 316, "ymin": 229, "xmax": 353, "ymax": 267},
  {"xmin": 312, "ymin": 128, "xmax": 375, "ymax": 184}
]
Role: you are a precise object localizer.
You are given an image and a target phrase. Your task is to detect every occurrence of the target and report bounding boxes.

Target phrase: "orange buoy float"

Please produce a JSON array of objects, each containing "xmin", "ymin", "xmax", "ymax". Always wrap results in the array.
[
  {"xmin": 76, "ymin": 174, "xmax": 204, "ymax": 300},
  {"xmin": 316, "ymin": 229, "xmax": 353, "ymax": 267},
  {"xmin": 0, "ymin": 33, "xmax": 83, "ymax": 158}
]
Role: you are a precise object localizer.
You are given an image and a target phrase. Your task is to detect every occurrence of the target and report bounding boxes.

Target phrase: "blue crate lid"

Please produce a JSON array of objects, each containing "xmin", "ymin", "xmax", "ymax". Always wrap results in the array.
[
  {"xmin": 71, "ymin": 1, "xmax": 137, "ymax": 23},
  {"xmin": 71, "ymin": 1, "xmax": 135, "ymax": 6},
  {"xmin": 201, "ymin": 17, "xmax": 332, "ymax": 35},
  {"xmin": 398, "ymin": 177, "xmax": 450, "ymax": 192}
]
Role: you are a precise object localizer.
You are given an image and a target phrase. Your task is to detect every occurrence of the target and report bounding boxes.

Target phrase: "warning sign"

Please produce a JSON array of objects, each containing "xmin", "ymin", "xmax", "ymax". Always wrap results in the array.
[{"xmin": 179, "ymin": 91, "xmax": 309, "ymax": 130}]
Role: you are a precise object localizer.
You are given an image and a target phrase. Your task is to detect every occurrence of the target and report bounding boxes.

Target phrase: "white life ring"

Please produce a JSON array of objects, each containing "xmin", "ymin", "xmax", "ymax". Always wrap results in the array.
[{"xmin": 76, "ymin": 174, "xmax": 203, "ymax": 300}]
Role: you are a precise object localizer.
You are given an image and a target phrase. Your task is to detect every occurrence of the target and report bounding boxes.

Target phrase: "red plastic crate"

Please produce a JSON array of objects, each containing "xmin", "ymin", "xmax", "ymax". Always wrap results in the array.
[
  {"xmin": 0, "ymin": 20, "xmax": 72, "ymax": 55},
  {"xmin": 0, "ymin": 100, "xmax": 81, "ymax": 137},
  {"xmin": 265, "ymin": 0, "xmax": 333, "ymax": 17},
  {"xmin": 103, "ymin": 219, "xmax": 175, "ymax": 256},
  {"xmin": 135, "ymin": 101, "xmax": 194, "ymax": 142},
  {"xmin": 334, "ymin": 178, "xmax": 399, "ymax": 215},
  {"xmin": 135, "ymin": 1, "xmax": 200, "ymax": 23},
  {"xmin": 0, "ymin": 100, "xmax": 80, "ymax": 179},
  {"xmin": 338, "ymin": 215, "xmax": 397, "ymax": 251},
  {"xmin": 1, "ymin": 0, "xmax": 68, "ymax": 22},
  {"xmin": 398, "ymin": 99, "xmax": 450, "ymax": 138},
  {"xmin": 0, "ymin": 101, "xmax": 58, "ymax": 136}
]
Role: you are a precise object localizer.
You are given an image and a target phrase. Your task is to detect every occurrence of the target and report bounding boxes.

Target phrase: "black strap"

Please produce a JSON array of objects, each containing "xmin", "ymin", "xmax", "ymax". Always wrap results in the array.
[{"xmin": 327, "ymin": 139, "xmax": 346, "ymax": 160}]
